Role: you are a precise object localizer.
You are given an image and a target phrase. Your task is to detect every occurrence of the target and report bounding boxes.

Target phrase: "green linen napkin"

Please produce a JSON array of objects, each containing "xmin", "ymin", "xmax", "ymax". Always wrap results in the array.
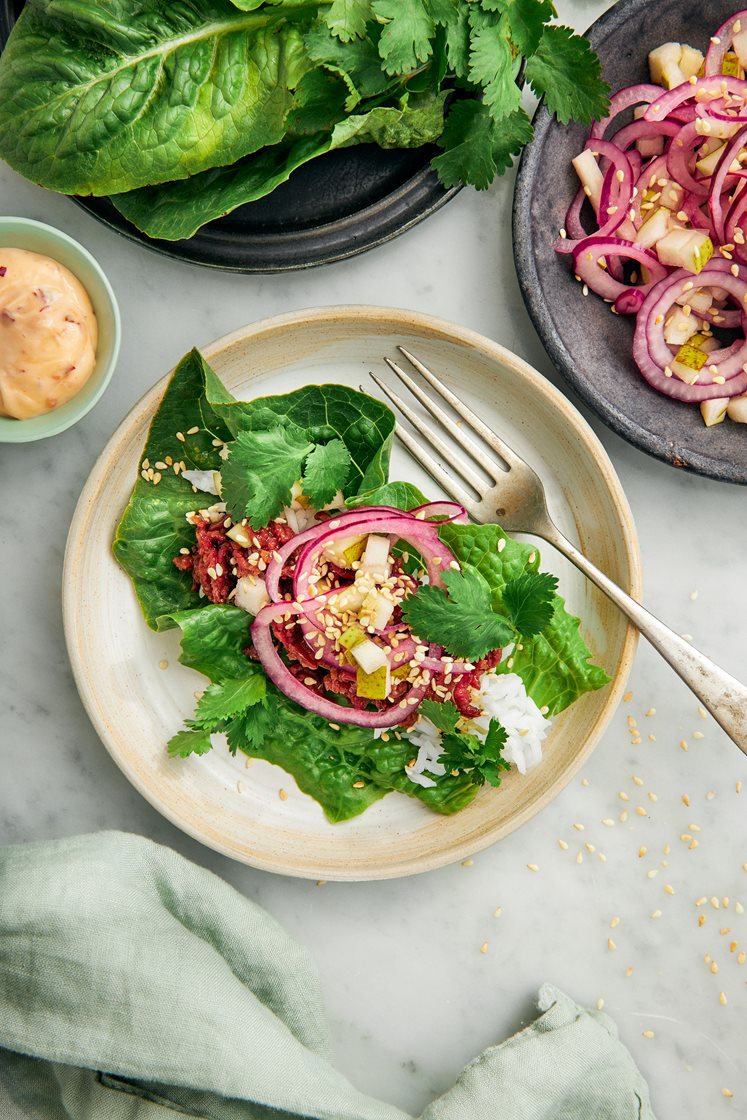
[{"xmin": 0, "ymin": 832, "xmax": 656, "ymax": 1120}]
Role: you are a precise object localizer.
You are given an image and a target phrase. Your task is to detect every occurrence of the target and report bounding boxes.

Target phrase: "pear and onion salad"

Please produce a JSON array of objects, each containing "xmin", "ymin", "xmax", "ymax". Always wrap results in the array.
[{"xmin": 558, "ymin": 9, "xmax": 747, "ymax": 428}]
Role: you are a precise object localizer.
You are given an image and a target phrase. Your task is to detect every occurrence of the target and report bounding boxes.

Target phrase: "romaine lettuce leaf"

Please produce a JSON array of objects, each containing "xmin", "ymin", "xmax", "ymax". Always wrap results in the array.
[{"xmin": 0, "ymin": 0, "xmax": 311, "ymax": 195}]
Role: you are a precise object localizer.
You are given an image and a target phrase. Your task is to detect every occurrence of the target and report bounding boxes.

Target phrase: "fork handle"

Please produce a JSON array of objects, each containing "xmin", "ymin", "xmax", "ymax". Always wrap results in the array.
[{"xmin": 542, "ymin": 525, "xmax": 747, "ymax": 754}]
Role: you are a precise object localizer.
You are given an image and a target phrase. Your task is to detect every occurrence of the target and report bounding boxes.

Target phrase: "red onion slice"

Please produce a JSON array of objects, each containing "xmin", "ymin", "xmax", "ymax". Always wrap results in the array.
[
  {"xmin": 572, "ymin": 236, "xmax": 668, "ymax": 301},
  {"xmin": 704, "ymin": 10, "xmax": 747, "ymax": 75}
]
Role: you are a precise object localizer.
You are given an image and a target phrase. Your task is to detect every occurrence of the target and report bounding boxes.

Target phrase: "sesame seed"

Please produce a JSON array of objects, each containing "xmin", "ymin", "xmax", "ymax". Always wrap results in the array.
[
  {"xmin": 494, "ymin": 907, "xmax": 502, "ymax": 917},
  {"xmin": 278, "ymin": 789, "xmax": 288, "ymax": 801},
  {"xmin": 598, "ymin": 853, "xmax": 607, "ymax": 863},
  {"xmin": 680, "ymin": 740, "xmax": 688, "ymax": 752},
  {"xmin": 573, "ymin": 822, "xmax": 585, "ymax": 831},
  {"xmin": 682, "ymin": 794, "xmax": 691, "ymax": 807},
  {"xmin": 527, "ymin": 863, "xmax": 539, "ymax": 872},
  {"xmin": 619, "ymin": 811, "xmax": 628, "ymax": 823},
  {"xmin": 664, "ymin": 884, "xmax": 675, "ymax": 896},
  {"xmin": 176, "ymin": 431, "xmax": 185, "ymax": 442},
  {"xmin": 497, "ymin": 538, "xmax": 506, "ymax": 553},
  {"xmin": 639, "ymin": 846, "xmax": 647, "ymax": 858},
  {"xmin": 719, "ymin": 992, "xmax": 727, "ymax": 1006},
  {"xmin": 619, "ymin": 791, "xmax": 630, "ymax": 802},
  {"xmin": 635, "ymin": 806, "xmax": 647, "ymax": 817},
  {"xmin": 651, "ymin": 909, "xmax": 662, "ymax": 919},
  {"xmin": 558, "ymin": 839, "xmax": 569, "ymax": 850},
  {"xmin": 608, "ymin": 938, "xmax": 617, "ymax": 951},
  {"xmin": 632, "ymin": 775, "xmax": 643, "ymax": 786},
  {"xmin": 462, "ymin": 859, "xmax": 474, "ymax": 867},
  {"xmin": 480, "ymin": 942, "xmax": 489, "ymax": 954},
  {"xmin": 642, "ymin": 1030, "xmax": 655, "ymax": 1039},
  {"xmin": 610, "ymin": 915, "xmax": 620, "ymax": 928},
  {"xmin": 602, "ymin": 818, "xmax": 615, "ymax": 827},
  {"xmin": 738, "ymin": 952, "xmax": 746, "ymax": 965},
  {"xmin": 623, "ymin": 690, "xmax": 633, "ymax": 702},
  {"xmin": 698, "ymin": 706, "xmax": 707, "ymax": 719},
  {"xmin": 648, "ymin": 792, "xmax": 658, "ymax": 803},
  {"xmin": 625, "ymin": 966, "xmax": 634, "ymax": 977},
  {"xmin": 647, "ymin": 869, "xmax": 658, "ymax": 879},
  {"xmin": 699, "ymin": 915, "xmax": 706, "ymax": 927},
  {"xmin": 736, "ymin": 902, "xmax": 744, "ymax": 915},
  {"xmin": 352, "ymin": 781, "xmax": 365, "ymax": 789}
]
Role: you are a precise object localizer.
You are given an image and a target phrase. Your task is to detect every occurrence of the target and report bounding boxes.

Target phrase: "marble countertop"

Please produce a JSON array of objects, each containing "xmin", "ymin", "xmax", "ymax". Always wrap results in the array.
[{"xmin": 1, "ymin": 2, "xmax": 746, "ymax": 1114}]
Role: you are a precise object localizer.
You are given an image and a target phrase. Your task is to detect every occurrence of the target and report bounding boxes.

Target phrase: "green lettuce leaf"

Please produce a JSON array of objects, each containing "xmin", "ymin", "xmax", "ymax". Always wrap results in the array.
[
  {"xmin": 0, "ymin": 0, "xmax": 311, "ymax": 195},
  {"xmin": 113, "ymin": 349, "xmax": 395, "ymax": 627},
  {"xmin": 111, "ymin": 91, "xmax": 447, "ymax": 241},
  {"xmin": 439, "ymin": 522, "xmax": 610, "ymax": 715},
  {"xmin": 524, "ymin": 24, "xmax": 610, "ymax": 125}
]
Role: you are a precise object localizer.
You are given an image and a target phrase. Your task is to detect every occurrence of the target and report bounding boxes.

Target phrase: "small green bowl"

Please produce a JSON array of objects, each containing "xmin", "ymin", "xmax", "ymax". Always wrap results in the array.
[{"xmin": 0, "ymin": 216, "xmax": 121, "ymax": 442}]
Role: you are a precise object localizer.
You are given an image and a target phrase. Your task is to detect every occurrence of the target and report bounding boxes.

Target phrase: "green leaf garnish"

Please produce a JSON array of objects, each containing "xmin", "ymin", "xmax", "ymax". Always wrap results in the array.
[
  {"xmin": 301, "ymin": 438, "xmax": 351, "ymax": 508},
  {"xmin": 419, "ymin": 698, "xmax": 461, "ymax": 734},
  {"xmin": 440, "ymin": 719, "xmax": 510, "ymax": 787},
  {"xmin": 324, "ymin": 0, "xmax": 373, "ymax": 42},
  {"xmin": 372, "ymin": 0, "xmax": 435, "ymax": 74},
  {"xmin": 221, "ymin": 425, "xmax": 313, "ymax": 527},
  {"xmin": 191, "ymin": 676, "xmax": 267, "ymax": 728},
  {"xmin": 502, "ymin": 571, "xmax": 558, "ymax": 637},
  {"xmin": 525, "ymin": 24, "xmax": 611, "ymax": 125},
  {"xmin": 400, "ymin": 565, "xmax": 516, "ymax": 660},
  {"xmin": 431, "ymin": 101, "xmax": 533, "ymax": 189},
  {"xmin": 167, "ymin": 728, "xmax": 214, "ymax": 759}
]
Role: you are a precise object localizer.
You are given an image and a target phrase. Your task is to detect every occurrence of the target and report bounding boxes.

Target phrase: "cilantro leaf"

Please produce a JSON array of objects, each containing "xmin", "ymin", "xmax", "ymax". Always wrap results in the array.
[
  {"xmin": 478, "ymin": 0, "xmax": 554, "ymax": 57},
  {"xmin": 221, "ymin": 424, "xmax": 312, "ymax": 527},
  {"xmin": 525, "ymin": 24, "xmax": 610, "ymax": 125},
  {"xmin": 502, "ymin": 571, "xmax": 558, "ymax": 637},
  {"xmin": 324, "ymin": 0, "xmax": 372, "ymax": 42},
  {"xmin": 372, "ymin": 0, "xmax": 435, "ymax": 75},
  {"xmin": 167, "ymin": 728, "xmax": 213, "ymax": 759},
  {"xmin": 419, "ymin": 698, "xmax": 461, "ymax": 734},
  {"xmin": 428, "ymin": 0, "xmax": 470, "ymax": 78},
  {"xmin": 400, "ymin": 564, "xmax": 516, "ymax": 659},
  {"xmin": 301, "ymin": 438, "xmax": 351, "ymax": 507},
  {"xmin": 190, "ymin": 675, "xmax": 267, "ymax": 728},
  {"xmin": 431, "ymin": 101, "xmax": 533, "ymax": 189},
  {"xmin": 440, "ymin": 719, "xmax": 510, "ymax": 787},
  {"xmin": 467, "ymin": 15, "xmax": 522, "ymax": 121}
]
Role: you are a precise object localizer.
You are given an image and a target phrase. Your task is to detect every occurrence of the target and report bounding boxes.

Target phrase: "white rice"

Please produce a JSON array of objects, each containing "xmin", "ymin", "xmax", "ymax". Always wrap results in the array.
[
  {"xmin": 404, "ymin": 670, "xmax": 550, "ymax": 787},
  {"xmin": 468, "ymin": 672, "xmax": 550, "ymax": 774},
  {"xmin": 404, "ymin": 718, "xmax": 446, "ymax": 788}
]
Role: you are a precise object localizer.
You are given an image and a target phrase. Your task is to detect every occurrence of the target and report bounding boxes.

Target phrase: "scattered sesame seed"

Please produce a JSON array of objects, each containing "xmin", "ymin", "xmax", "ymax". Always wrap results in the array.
[
  {"xmin": 619, "ymin": 811, "xmax": 628, "ymax": 823},
  {"xmin": 698, "ymin": 706, "xmax": 708, "ymax": 719},
  {"xmin": 680, "ymin": 740, "xmax": 689, "ymax": 752},
  {"xmin": 527, "ymin": 863, "xmax": 539, "ymax": 872},
  {"xmin": 623, "ymin": 690, "xmax": 633, "ymax": 702},
  {"xmin": 647, "ymin": 869, "xmax": 658, "ymax": 879},
  {"xmin": 176, "ymin": 431, "xmax": 185, "ymax": 442},
  {"xmin": 573, "ymin": 822, "xmax": 585, "ymax": 831},
  {"xmin": 494, "ymin": 907, "xmax": 503, "ymax": 918},
  {"xmin": 480, "ymin": 942, "xmax": 489, "ymax": 954},
  {"xmin": 581, "ymin": 778, "xmax": 590, "ymax": 787},
  {"xmin": 738, "ymin": 951, "xmax": 746, "ymax": 965},
  {"xmin": 576, "ymin": 852, "xmax": 583, "ymax": 864},
  {"xmin": 608, "ymin": 938, "xmax": 617, "ymax": 951},
  {"xmin": 651, "ymin": 909, "xmax": 662, "ymax": 919},
  {"xmin": 722, "ymin": 1088, "xmax": 734, "ymax": 1099},
  {"xmin": 158, "ymin": 659, "xmax": 169, "ymax": 670},
  {"xmin": 719, "ymin": 991, "xmax": 727, "ymax": 1006},
  {"xmin": 642, "ymin": 1030, "xmax": 654, "ymax": 1039},
  {"xmin": 585, "ymin": 842, "xmax": 596, "ymax": 853},
  {"xmin": 736, "ymin": 902, "xmax": 744, "ymax": 915},
  {"xmin": 639, "ymin": 846, "xmax": 647, "ymax": 858},
  {"xmin": 598, "ymin": 853, "xmax": 607, "ymax": 863},
  {"xmin": 632, "ymin": 775, "xmax": 644, "ymax": 786},
  {"xmin": 619, "ymin": 791, "xmax": 630, "ymax": 802},
  {"xmin": 558, "ymin": 839, "xmax": 569, "ymax": 850},
  {"xmin": 648, "ymin": 792, "xmax": 658, "ymax": 803},
  {"xmin": 635, "ymin": 806, "xmax": 647, "ymax": 817},
  {"xmin": 711, "ymin": 961, "xmax": 719, "ymax": 974},
  {"xmin": 610, "ymin": 916, "xmax": 620, "ymax": 928},
  {"xmin": 625, "ymin": 966, "xmax": 634, "ymax": 977},
  {"xmin": 682, "ymin": 794, "xmax": 691, "ymax": 807},
  {"xmin": 596, "ymin": 997, "xmax": 604, "ymax": 1010},
  {"xmin": 463, "ymin": 859, "xmax": 474, "ymax": 867},
  {"xmin": 602, "ymin": 818, "xmax": 615, "ymax": 827},
  {"xmin": 664, "ymin": 884, "xmax": 675, "ymax": 896},
  {"xmin": 699, "ymin": 914, "xmax": 707, "ymax": 927},
  {"xmin": 352, "ymin": 781, "xmax": 365, "ymax": 789},
  {"xmin": 279, "ymin": 789, "xmax": 288, "ymax": 801}
]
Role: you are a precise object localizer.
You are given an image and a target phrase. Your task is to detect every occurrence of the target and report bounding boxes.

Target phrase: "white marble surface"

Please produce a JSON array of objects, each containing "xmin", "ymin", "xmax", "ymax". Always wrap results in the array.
[{"xmin": 1, "ymin": 2, "xmax": 746, "ymax": 1114}]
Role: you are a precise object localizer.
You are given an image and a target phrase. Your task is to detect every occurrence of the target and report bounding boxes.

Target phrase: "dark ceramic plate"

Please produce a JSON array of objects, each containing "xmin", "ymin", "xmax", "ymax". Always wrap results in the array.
[
  {"xmin": 0, "ymin": 1, "xmax": 459, "ymax": 273},
  {"xmin": 513, "ymin": 0, "xmax": 747, "ymax": 485}
]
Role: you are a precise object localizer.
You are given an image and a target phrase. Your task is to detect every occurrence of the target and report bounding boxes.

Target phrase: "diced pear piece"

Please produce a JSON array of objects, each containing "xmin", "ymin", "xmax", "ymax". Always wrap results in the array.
[
  {"xmin": 733, "ymin": 26, "xmax": 747, "ymax": 68},
  {"xmin": 633, "ymin": 106, "xmax": 665, "ymax": 157},
  {"xmin": 572, "ymin": 149, "xmax": 604, "ymax": 211},
  {"xmin": 695, "ymin": 116, "xmax": 740, "ymax": 140},
  {"xmin": 359, "ymin": 534, "xmax": 391, "ymax": 582},
  {"xmin": 233, "ymin": 575, "xmax": 270, "ymax": 616},
  {"xmin": 350, "ymin": 637, "xmax": 389, "ymax": 675},
  {"xmin": 727, "ymin": 393, "xmax": 747, "ymax": 422},
  {"xmin": 695, "ymin": 141, "xmax": 741, "ymax": 175},
  {"xmin": 659, "ymin": 180, "xmax": 685, "ymax": 211},
  {"xmin": 360, "ymin": 588, "xmax": 395, "ymax": 632},
  {"xmin": 339, "ymin": 625, "xmax": 366, "ymax": 651},
  {"xmin": 663, "ymin": 307, "xmax": 701, "ymax": 346},
  {"xmin": 701, "ymin": 398, "xmax": 730, "ymax": 426},
  {"xmin": 332, "ymin": 583, "xmax": 368, "ymax": 614},
  {"xmin": 675, "ymin": 289, "xmax": 713, "ymax": 314},
  {"xmin": 656, "ymin": 229, "xmax": 713, "ymax": 273},
  {"xmin": 722, "ymin": 50, "xmax": 744, "ymax": 78},
  {"xmin": 636, "ymin": 206, "xmax": 671, "ymax": 250},
  {"xmin": 356, "ymin": 663, "xmax": 391, "ymax": 701},
  {"xmin": 671, "ymin": 335, "xmax": 710, "ymax": 382},
  {"xmin": 227, "ymin": 523, "xmax": 253, "ymax": 548},
  {"xmin": 322, "ymin": 534, "xmax": 365, "ymax": 568},
  {"xmin": 649, "ymin": 42, "xmax": 686, "ymax": 88},
  {"xmin": 679, "ymin": 44, "xmax": 705, "ymax": 79}
]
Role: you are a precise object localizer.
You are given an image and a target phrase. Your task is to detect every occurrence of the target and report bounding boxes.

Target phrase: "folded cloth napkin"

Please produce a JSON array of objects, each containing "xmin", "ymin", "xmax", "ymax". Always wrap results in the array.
[{"xmin": 0, "ymin": 832, "xmax": 655, "ymax": 1120}]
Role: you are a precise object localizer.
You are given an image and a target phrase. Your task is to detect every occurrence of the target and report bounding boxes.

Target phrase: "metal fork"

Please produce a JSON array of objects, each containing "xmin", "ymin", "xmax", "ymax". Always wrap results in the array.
[{"xmin": 368, "ymin": 347, "xmax": 747, "ymax": 756}]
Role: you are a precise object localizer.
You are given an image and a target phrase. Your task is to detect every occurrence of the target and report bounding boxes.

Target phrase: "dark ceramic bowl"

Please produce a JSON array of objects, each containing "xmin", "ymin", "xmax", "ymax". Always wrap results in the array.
[
  {"xmin": 513, "ymin": 0, "xmax": 747, "ymax": 484},
  {"xmin": 0, "ymin": 0, "xmax": 459, "ymax": 273}
]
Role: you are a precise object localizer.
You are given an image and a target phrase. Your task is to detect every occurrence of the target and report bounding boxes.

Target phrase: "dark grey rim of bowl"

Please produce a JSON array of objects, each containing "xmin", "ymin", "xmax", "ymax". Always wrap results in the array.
[{"xmin": 512, "ymin": 0, "xmax": 747, "ymax": 485}]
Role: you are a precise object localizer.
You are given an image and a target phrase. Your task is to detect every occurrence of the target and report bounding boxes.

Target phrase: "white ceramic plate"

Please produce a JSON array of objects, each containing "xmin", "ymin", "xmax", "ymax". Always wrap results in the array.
[{"xmin": 63, "ymin": 306, "xmax": 642, "ymax": 880}]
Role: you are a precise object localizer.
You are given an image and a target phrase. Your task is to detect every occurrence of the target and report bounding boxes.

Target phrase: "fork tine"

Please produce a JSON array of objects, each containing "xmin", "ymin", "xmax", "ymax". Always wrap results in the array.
[
  {"xmin": 398, "ymin": 346, "xmax": 524, "ymax": 469},
  {"xmin": 393, "ymin": 422, "xmax": 484, "ymax": 522},
  {"xmin": 384, "ymin": 357, "xmax": 504, "ymax": 481},
  {"xmin": 368, "ymin": 372, "xmax": 489, "ymax": 496}
]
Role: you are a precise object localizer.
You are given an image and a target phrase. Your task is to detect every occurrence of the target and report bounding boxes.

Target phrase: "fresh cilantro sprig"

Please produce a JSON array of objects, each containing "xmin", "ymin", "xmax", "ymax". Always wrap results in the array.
[
  {"xmin": 221, "ymin": 426, "xmax": 350, "ymax": 527},
  {"xmin": 418, "ymin": 699, "xmax": 510, "ymax": 787},
  {"xmin": 167, "ymin": 674, "xmax": 267, "ymax": 758},
  {"xmin": 400, "ymin": 564, "xmax": 557, "ymax": 660}
]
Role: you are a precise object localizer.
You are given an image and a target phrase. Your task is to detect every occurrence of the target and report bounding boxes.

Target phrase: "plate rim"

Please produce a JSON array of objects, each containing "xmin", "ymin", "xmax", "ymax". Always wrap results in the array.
[
  {"xmin": 62, "ymin": 304, "xmax": 643, "ymax": 879},
  {"xmin": 511, "ymin": 0, "xmax": 747, "ymax": 486}
]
